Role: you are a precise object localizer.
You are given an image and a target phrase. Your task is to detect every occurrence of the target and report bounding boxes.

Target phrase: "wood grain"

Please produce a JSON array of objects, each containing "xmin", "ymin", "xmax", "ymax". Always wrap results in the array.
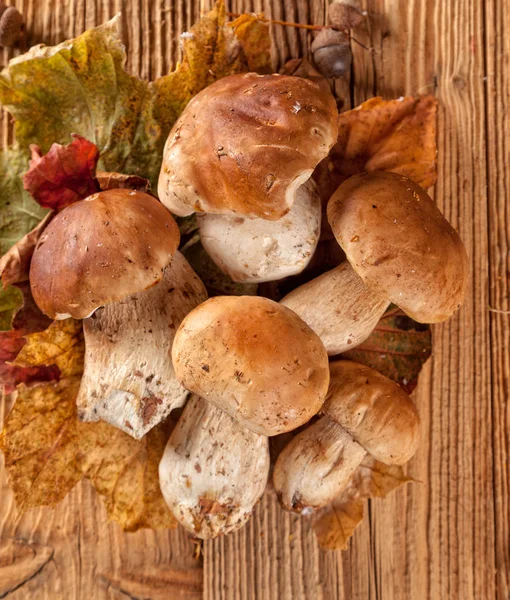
[{"xmin": 0, "ymin": 0, "xmax": 507, "ymax": 599}]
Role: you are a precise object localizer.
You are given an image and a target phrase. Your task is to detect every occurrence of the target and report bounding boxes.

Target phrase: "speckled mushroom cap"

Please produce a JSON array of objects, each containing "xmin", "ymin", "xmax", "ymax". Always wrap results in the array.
[
  {"xmin": 158, "ymin": 73, "xmax": 338, "ymax": 220},
  {"xmin": 327, "ymin": 171, "xmax": 469, "ymax": 323},
  {"xmin": 30, "ymin": 189, "xmax": 180, "ymax": 319},
  {"xmin": 171, "ymin": 296, "xmax": 330, "ymax": 436},
  {"xmin": 324, "ymin": 361, "xmax": 421, "ymax": 465}
]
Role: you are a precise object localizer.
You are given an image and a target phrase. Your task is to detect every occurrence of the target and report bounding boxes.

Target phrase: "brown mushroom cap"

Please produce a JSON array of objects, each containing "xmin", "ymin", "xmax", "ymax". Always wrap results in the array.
[
  {"xmin": 158, "ymin": 73, "xmax": 338, "ymax": 220},
  {"xmin": 171, "ymin": 296, "xmax": 330, "ymax": 436},
  {"xmin": 327, "ymin": 171, "xmax": 469, "ymax": 323},
  {"xmin": 30, "ymin": 189, "xmax": 180, "ymax": 319},
  {"xmin": 324, "ymin": 360, "xmax": 420, "ymax": 465}
]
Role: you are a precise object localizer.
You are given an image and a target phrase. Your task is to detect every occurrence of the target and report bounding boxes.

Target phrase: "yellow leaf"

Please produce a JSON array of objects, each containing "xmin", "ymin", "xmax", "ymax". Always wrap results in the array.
[
  {"xmin": 314, "ymin": 95, "xmax": 438, "ymax": 203},
  {"xmin": 14, "ymin": 318, "xmax": 84, "ymax": 378},
  {"xmin": 0, "ymin": 377, "xmax": 176, "ymax": 531},
  {"xmin": 229, "ymin": 13, "xmax": 272, "ymax": 74},
  {"xmin": 313, "ymin": 455, "xmax": 412, "ymax": 551}
]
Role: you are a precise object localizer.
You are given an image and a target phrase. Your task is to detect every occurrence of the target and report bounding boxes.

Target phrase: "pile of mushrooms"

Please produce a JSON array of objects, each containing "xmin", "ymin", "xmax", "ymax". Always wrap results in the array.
[{"xmin": 27, "ymin": 72, "xmax": 468, "ymax": 541}]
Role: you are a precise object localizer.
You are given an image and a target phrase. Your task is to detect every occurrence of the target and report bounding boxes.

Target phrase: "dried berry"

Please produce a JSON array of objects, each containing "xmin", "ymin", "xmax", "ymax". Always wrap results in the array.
[
  {"xmin": 328, "ymin": 0, "xmax": 364, "ymax": 30},
  {"xmin": 311, "ymin": 29, "xmax": 352, "ymax": 79},
  {"xmin": 0, "ymin": 4, "xmax": 23, "ymax": 47}
]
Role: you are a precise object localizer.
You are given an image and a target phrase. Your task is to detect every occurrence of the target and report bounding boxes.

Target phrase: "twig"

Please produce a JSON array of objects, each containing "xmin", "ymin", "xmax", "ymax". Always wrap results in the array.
[{"xmin": 488, "ymin": 306, "xmax": 510, "ymax": 315}]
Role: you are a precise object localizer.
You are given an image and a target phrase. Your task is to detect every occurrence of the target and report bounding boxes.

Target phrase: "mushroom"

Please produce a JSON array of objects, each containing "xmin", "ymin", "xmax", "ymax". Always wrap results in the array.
[
  {"xmin": 77, "ymin": 252, "xmax": 207, "ymax": 439},
  {"xmin": 281, "ymin": 171, "xmax": 469, "ymax": 354},
  {"xmin": 158, "ymin": 73, "xmax": 338, "ymax": 220},
  {"xmin": 171, "ymin": 295, "xmax": 330, "ymax": 436},
  {"xmin": 30, "ymin": 188, "xmax": 180, "ymax": 319},
  {"xmin": 159, "ymin": 394, "xmax": 269, "ymax": 539},
  {"xmin": 273, "ymin": 360, "xmax": 421, "ymax": 512},
  {"xmin": 197, "ymin": 179, "xmax": 321, "ymax": 283}
]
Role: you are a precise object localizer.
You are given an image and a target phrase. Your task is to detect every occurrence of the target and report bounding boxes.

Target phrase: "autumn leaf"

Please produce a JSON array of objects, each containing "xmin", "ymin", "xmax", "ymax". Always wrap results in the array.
[
  {"xmin": 313, "ymin": 455, "xmax": 411, "ymax": 550},
  {"xmin": 228, "ymin": 13, "xmax": 272, "ymax": 74},
  {"xmin": 0, "ymin": 283, "xmax": 57, "ymax": 394},
  {"xmin": 23, "ymin": 135, "xmax": 100, "ymax": 211},
  {"xmin": 0, "ymin": 285, "xmax": 22, "ymax": 331},
  {"xmin": 96, "ymin": 171, "xmax": 151, "ymax": 194},
  {"xmin": 0, "ymin": 146, "xmax": 48, "ymax": 258},
  {"xmin": 342, "ymin": 305, "xmax": 432, "ymax": 393},
  {"xmin": 0, "ymin": 2, "xmax": 270, "ymax": 192},
  {"xmin": 1, "ymin": 318, "xmax": 176, "ymax": 531},
  {"xmin": 314, "ymin": 96, "xmax": 438, "ymax": 204}
]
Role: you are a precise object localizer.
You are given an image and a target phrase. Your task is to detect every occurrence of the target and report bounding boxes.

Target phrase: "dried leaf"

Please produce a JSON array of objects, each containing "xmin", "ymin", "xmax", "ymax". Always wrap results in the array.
[
  {"xmin": 0, "ymin": 146, "xmax": 48, "ymax": 257},
  {"xmin": 1, "ymin": 317, "xmax": 176, "ymax": 530},
  {"xmin": 314, "ymin": 96, "xmax": 438, "ymax": 203},
  {"xmin": 96, "ymin": 171, "xmax": 151, "ymax": 194},
  {"xmin": 0, "ymin": 212, "xmax": 53, "ymax": 288},
  {"xmin": 23, "ymin": 135, "xmax": 100, "ymax": 211},
  {"xmin": 313, "ymin": 455, "xmax": 411, "ymax": 550},
  {"xmin": 14, "ymin": 318, "xmax": 84, "ymax": 378},
  {"xmin": 0, "ymin": 377, "xmax": 176, "ymax": 531},
  {"xmin": 342, "ymin": 306, "xmax": 432, "ymax": 393},
  {"xmin": 0, "ymin": 2, "xmax": 268, "ymax": 191},
  {"xmin": 228, "ymin": 13, "xmax": 272, "ymax": 74},
  {"xmin": 0, "ymin": 283, "xmax": 57, "ymax": 394}
]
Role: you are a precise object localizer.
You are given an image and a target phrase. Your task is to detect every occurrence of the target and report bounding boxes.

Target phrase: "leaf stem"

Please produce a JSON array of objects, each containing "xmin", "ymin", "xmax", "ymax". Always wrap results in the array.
[{"xmin": 488, "ymin": 305, "xmax": 510, "ymax": 315}]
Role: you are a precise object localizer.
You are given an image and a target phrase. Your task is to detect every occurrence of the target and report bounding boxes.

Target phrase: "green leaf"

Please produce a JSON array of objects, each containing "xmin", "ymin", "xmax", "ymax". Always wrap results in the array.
[
  {"xmin": 0, "ymin": 285, "xmax": 23, "ymax": 331},
  {"xmin": 342, "ymin": 306, "xmax": 432, "ymax": 393},
  {"xmin": 0, "ymin": 3, "xmax": 268, "ymax": 192},
  {"xmin": 0, "ymin": 146, "xmax": 48, "ymax": 257}
]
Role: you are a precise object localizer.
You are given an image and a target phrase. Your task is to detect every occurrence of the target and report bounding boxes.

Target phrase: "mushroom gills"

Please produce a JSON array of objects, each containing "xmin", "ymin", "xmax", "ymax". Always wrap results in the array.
[
  {"xmin": 77, "ymin": 252, "xmax": 207, "ymax": 439},
  {"xmin": 280, "ymin": 261, "xmax": 389, "ymax": 355},
  {"xmin": 273, "ymin": 417, "xmax": 366, "ymax": 512},
  {"xmin": 159, "ymin": 395, "xmax": 270, "ymax": 539}
]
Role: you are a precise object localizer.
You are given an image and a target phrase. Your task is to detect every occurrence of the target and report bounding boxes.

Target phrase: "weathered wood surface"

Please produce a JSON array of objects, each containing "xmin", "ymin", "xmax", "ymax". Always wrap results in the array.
[{"xmin": 0, "ymin": 0, "xmax": 507, "ymax": 599}]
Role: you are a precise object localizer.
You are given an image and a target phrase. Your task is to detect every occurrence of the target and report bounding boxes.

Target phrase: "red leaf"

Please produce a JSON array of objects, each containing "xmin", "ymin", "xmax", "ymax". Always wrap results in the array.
[
  {"xmin": 23, "ymin": 134, "xmax": 100, "ymax": 211},
  {"xmin": 0, "ymin": 283, "xmax": 58, "ymax": 394},
  {"xmin": 342, "ymin": 306, "xmax": 432, "ymax": 393}
]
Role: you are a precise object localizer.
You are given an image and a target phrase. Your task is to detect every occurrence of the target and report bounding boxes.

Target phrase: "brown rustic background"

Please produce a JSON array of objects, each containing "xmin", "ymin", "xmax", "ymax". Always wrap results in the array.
[{"xmin": 0, "ymin": 0, "xmax": 508, "ymax": 599}]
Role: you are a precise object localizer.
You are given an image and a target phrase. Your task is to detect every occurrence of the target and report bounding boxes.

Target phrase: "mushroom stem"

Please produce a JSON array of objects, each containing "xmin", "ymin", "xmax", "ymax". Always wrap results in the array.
[
  {"xmin": 280, "ymin": 261, "xmax": 389, "ymax": 355},
  {"xmin": 77, "ymin": 252, "xmax": 207, "ymax": 439},
  {"xmin": 159, "ymin": 395, "xmax": 270, "ymax": 539},
  {"xmin": 197, "ymin": 179, "xmax": 321, "ymax": 283},
  {"xmin": 273, "ymin": 416, "xmax": 366, "ymax": 512}
]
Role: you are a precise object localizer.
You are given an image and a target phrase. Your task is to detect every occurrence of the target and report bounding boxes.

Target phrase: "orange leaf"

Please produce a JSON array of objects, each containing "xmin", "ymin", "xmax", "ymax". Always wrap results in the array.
[
  {"xmin": 313, "ymin": 455, "xmax": 412, "ymax": 550},
  {"xmin": 314, "ymin": 96, "xmax": 438, "ymax": 204}
]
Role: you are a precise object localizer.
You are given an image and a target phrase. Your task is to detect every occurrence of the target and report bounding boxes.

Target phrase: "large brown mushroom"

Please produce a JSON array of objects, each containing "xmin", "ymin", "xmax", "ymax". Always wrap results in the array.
[
  {"xmin": 171, "ymin": 296, "xmax": 330, "ymax": 436},
  {"xmin": 273, "ymin": 360, "xmax": 421, "ymax": 512},
  {"xmin": 77, "ymin": 251, "xmax": 207, "ymax": 439},
  {"xmin": 159, "ymin": 395, "xmax": 269, "ymax": 539},
  {"xmin": 30, "ymin": 188, "xmax": 180, "ymax": 320},
  {"xmin": 281, "ymin": 171, "xmax": 469, "ymax": 354},
  {"xmin": 158, "ymin": 73, "xmax": 338, "ymax": 220}
]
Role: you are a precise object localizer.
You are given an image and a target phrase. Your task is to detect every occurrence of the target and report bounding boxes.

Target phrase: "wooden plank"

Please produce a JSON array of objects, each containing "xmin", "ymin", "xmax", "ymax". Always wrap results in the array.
[
  {"xmin": 485, "ymin": 0, "xmax": 510, "ymax": 598},
  {"xmin": 0, "ymin": 0, "xmax": 506, "ymax": 599}
]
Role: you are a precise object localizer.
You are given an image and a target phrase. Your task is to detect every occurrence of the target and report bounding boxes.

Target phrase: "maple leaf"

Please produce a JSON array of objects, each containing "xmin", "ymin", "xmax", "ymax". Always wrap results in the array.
[
  {"xmin": 342, "ymin": 305, "xmax": 432, "ymax": 393},
  {"xmin": 312, "ymin": 455, "xmax": 412, "ymax": 550},
  {"xmin": 314, "ymin": 96, "xmax": 438, "ymax": 204},
  {"xmin": 0, "ymin": 318, "xmax": 176, "ymax": 531},
  {"xmin": 23, "ymin": 135, "xmax": 100, "ymax": 211}
]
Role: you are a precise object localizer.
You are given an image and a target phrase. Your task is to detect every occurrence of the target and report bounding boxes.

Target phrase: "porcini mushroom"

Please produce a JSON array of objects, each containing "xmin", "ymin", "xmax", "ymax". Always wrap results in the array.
[
  {"xmin": 30, "ymin": 188, "xmax": 180, "ymax": 319},
  {"xmin": 77, "ymin": 252, "xmax": 207, "ymax": 439},
  {"xmin": 158, "ymin": 73, "xmax": 338, "ymax": 220},
  {"xmin": 281, "ymin": 171, "xmax": 469, "ymax": 354},
  {"xmin": 197, "ymin": 179, "xmax": 321, "ymax": 283},
  {"xmin": 171, "ymin": 296, "xmax": 330, "ymax": 436},
  {"xmin": 159, "ymin": 394, "xmax": 269, "ymax": 539},
  {"xmin": 273, "ymin": 360, "xmax": 421, "ymax": 512}
]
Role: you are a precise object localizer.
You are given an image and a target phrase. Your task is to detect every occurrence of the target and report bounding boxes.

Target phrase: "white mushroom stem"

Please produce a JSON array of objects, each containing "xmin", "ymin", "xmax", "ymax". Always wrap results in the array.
[
  {"xmin": 77, "ymin": 252, "xmax": 207, "ymax": 440},
  {"xmin": 159, "ymin": 395, "xmax": 270, "ymax": 539},
  {"xmin": 280, "ymin": 261, "xmax": 390, "ymax": 355},
  {"xmin": 273, "ymin": 416, "xmax": 366, "ymax": 512},
  {"xmin": 197, "ymin": 179, "xmax": 321, "ymax": 283}
]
